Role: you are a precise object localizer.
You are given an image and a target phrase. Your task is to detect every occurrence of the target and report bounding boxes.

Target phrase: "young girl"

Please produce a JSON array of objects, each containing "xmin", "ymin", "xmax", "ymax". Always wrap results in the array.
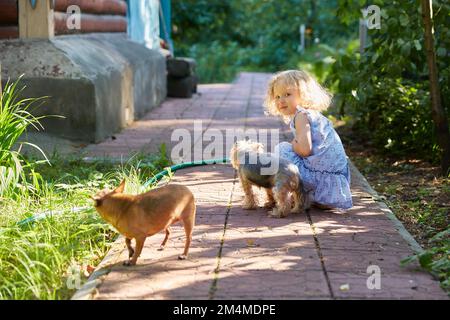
[{"xmin": 264, "ymin": 70, "xmax": 353, "ymax": 210}]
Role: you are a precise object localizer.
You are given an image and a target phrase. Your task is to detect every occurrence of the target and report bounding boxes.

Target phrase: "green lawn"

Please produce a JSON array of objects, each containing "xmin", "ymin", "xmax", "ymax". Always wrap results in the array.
[{"xmin": 0, "ymin": 150, "xmax": 170, "ymax": 299}]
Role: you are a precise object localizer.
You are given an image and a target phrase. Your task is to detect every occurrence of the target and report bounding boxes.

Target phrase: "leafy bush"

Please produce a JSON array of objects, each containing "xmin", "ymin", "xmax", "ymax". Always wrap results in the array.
[
  {"xmin": 172, "ymin": 0, "xmax": 357, "ymax": 83},
  {"xmin": 348, "ymin": 77, "xmax": 436, "ymax": 159},
  {"xmin": 181, "ymin": 41, "xmax": 251, "ymax": 84},
  {"xmin": 402, "ymin": 228, "xmax": 450, "ymax": 293},
  {"xmin": 288, "ymin": 40, "xmax": 360, "ymax": 84},
  {"xmin": 327, "ymin": 0, "xmax": 450, "ymax": 163}
]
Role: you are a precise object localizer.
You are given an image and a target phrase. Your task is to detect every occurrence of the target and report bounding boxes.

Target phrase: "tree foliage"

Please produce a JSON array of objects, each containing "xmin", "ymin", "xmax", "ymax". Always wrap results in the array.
[
  {"xmin": 172, "ymin": 0, "xmax": 356, "ymax": 82},
  {"xmin": 327, "ymin": 0, "xmax": 450, "ymax": 165}
]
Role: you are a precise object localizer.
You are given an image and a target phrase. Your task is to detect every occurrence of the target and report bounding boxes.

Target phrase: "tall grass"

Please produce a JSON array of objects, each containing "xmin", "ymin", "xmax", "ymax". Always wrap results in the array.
[
  {"xmin": 0, "ymin": 76, "xmax": 49, "ymax": 198},
  {"xmin": 0, "ymin": 210, "xmax": 113, "ymax": 299},
  {"xmin": 0, "ymin": 151, "xmax": 171, "ymax": 300}
]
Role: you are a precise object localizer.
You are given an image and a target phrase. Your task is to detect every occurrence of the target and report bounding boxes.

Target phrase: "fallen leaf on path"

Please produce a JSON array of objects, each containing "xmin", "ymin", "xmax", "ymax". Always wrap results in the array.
[
  {"xmin": 246, "ymin": 239, "xmax": 260, "ymax": 247},
  {"xmin": 340, "ymin": 284, "xmax": 350, "ymax": 291}
]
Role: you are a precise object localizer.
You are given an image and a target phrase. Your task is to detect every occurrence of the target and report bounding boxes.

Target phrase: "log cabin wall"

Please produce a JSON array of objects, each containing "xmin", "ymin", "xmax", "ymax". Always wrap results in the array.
[
  {"xmin": 0, "ymin": 0, "xmax": 19, "ymax": 39},
  {"xmin": 54, "ymin": 0, "xmax": 127, "ymax": 35},
  {"xmin": 0, "ymin": 0, "xmax": 128, "ymax": 39}
]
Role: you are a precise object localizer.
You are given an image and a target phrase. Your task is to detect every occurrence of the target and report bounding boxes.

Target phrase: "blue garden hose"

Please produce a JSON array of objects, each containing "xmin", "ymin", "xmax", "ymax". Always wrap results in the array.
[{"xmin": 17, "ymin": 158, "xmax": 230, "ymax": 226}]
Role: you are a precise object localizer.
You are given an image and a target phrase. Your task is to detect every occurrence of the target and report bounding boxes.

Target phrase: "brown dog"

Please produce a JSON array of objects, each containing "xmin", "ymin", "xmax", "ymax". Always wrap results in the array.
[{"xmin": 92, "ymin": 180, "xmax": 196, "ymax": 266}]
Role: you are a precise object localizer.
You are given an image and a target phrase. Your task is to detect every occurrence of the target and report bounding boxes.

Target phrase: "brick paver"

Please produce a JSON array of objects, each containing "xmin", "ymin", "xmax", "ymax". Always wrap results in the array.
[{"xmin": 76, "ymin": 73, "xmax": 448, "ymax": 300}]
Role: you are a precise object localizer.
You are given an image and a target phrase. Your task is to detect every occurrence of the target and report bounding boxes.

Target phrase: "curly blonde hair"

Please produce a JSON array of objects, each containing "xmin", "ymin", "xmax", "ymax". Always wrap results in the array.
[{"xmin": 264, "ymin": 70, "xmax": 332, "ymax": 122}]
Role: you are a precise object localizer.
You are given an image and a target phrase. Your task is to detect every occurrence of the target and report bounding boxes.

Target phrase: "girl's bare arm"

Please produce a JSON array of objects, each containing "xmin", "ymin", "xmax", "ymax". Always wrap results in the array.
[{"xmin": 292, "ymin": 112, "xmax": 312, "ymax": 157}]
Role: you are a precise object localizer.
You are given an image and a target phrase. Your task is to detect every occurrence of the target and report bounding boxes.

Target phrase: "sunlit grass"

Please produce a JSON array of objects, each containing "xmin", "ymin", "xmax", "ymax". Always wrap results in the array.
[{"xmin": 0, "ymin": 148, "xmax": 171, "ymax": 300}]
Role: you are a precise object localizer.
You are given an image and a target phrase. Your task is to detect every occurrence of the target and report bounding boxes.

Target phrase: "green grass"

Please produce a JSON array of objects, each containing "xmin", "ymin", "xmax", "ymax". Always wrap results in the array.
[
  {"xmin": 0, "ymin": 77, "xmax": 62, "ymax": 199},
  {"xmin": 0, "ymin": 210, "xmax": 114, "ymax": 299},
  {"xmin": 0, "ymin": 150, "xmax": 171, "ymax": 300}
]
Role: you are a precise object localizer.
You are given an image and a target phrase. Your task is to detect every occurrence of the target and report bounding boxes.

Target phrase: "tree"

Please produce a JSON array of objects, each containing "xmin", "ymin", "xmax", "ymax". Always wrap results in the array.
[
  {"xmin": 329, "ymin": 0, "xmax": 449, "ymax": 168},
  {"xmin": 421, "ymin": 0, "xmax": 450, "ymax": 175}
]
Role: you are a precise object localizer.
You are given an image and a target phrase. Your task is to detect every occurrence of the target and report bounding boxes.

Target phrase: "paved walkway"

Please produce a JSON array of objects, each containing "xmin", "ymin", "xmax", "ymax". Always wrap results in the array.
[{"xmin": 74, "ymin": 73, "xmax": 447, "ymax": 300}]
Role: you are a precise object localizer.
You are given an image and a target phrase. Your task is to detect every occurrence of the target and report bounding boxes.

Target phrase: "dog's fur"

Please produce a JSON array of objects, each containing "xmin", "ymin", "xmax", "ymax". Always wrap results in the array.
[
  {"xmin": 92, "ymin": 180, "xmax": 196, "ymax": 266},
  {"xmin": 230, "ymin": 140, "xmax": 310, "ymax": 218}
]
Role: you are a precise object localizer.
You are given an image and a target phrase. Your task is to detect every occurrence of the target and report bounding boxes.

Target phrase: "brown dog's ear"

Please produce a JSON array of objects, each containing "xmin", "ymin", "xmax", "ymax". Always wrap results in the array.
[{"xmin": 114, "ymin": 179, "xmax": 126, "ymax": 193}]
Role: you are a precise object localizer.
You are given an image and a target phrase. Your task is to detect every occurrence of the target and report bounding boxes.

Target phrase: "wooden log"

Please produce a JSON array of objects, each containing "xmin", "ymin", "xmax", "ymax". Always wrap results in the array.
[
  {"xmin": 54, "ymin": 0, "xmax": 127, "ymax": 16},
  {"xmin": 0, "ymin": 26, "xmax": 19, "ymax": 39},
  {"xmin": 0, "ymin": 0, "xmax": 19, "ymax": 25},
  {"xmin": 54, "ymin": 12, "xmax": 127, "ymax": 34}
]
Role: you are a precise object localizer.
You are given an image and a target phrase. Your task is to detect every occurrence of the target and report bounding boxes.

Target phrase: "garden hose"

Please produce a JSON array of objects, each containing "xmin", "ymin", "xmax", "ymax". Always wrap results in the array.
[
  {"xmin": 17, "ymin": 157, "xmax": 230, "ymax": 226},
  {"xmin": 143, "ymin": 157, "xmax": 229, "ymax": 188},
  {"xmin": 17, "ymin": 206, "xmax": 91, "ymax": 226}
]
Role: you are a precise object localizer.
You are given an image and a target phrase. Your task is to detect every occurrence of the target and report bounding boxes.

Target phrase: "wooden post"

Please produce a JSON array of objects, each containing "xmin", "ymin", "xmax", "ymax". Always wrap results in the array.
[
  {"xmin": 359, "ymin": 19, "xmax": 367, "ymax": 54},
  {"xmin": 298, "ymin": 24, "xmax": 305, "ymax": 53},
  {"xmin": 19, "ymin": 0, "xmax": 55, "ymax": 39}
]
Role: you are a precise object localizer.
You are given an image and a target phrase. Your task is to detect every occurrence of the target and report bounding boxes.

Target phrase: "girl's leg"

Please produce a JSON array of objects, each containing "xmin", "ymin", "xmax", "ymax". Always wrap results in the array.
[{"xmin": 312, "ymin": 202, "xmax": 334, "ymax": 210}]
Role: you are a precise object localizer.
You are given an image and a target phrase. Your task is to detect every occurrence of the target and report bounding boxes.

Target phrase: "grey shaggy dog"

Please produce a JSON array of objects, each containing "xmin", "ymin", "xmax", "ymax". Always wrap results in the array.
[{"xmin": 230, "ymin": 140, "xmax": 310, "ymax": 218}]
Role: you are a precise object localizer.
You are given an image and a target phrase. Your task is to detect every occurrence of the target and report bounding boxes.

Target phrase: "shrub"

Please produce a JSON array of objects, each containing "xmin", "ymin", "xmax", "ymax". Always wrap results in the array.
[
  {"xmin": 402, "ymin": 228, "xmax": 450, "ymax": 293},
  {"xmin": 326, "ymin": 0, "xmax": 450, "ymax": 163},
  {"xmin": 0, "ymin": 77, "xmax": 49, "ymax": 197}
]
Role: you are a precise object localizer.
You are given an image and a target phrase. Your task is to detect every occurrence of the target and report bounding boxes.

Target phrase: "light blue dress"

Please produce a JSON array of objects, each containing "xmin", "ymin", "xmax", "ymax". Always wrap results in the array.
[{"xmin": 275, "ymin": 106, "xmax": 353, "ymax": 209}]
